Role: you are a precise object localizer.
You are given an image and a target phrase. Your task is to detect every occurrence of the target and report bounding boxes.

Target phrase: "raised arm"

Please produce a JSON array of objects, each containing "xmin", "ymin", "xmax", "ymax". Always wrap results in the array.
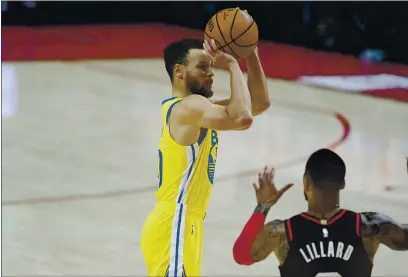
[
  {"xmin": 172, "ymin": 40, "xmax": 253, "ymax": 131},
  {"xmin": 211, "ymin": 47, "xmax": 270, "ymax": 116},
  {"xmin": 172, "ymin": 94, "xmax": 252, "ymax": 131},
  {"xmin": 360, "ymin": 212, "xmax": 408, "ymax": 251},
  {"xmin": 233, "ymin": 167, "xmax": 293, "ymax": 265},
  {"xmin": 245, "ymin": 47, "xmax": 270, "ymax": 115},
  {"xmin": 251, "ymin": 218, "xmax": 287, "ymax": 262},
  {"xmin": 232, "ymin": 201, "xmax": 287, "ymax": 265}
]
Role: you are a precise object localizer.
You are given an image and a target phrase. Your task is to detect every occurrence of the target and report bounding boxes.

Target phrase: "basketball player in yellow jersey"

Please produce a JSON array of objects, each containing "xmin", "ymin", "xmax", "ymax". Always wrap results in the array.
[{"xmin": 140, "ymin": 38, "xmax": 270, "ymax": 277}]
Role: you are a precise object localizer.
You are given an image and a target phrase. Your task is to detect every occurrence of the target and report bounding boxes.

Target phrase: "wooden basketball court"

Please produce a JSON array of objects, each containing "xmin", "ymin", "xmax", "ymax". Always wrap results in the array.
[{"xmin": 2, "ymin": 59, "xmax": 408, "ymax": 276}]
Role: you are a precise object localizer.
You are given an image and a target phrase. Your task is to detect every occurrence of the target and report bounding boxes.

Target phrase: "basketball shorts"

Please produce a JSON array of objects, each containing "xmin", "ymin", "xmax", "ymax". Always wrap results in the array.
[{"xmin": 141, "ymin": 202, "xmax": 206, "ymax": 277}]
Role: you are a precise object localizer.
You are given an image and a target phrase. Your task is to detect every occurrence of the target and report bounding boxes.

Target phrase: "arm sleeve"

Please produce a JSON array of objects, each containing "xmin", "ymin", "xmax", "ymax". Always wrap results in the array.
[{"xmin": 232, "ymin": 212, "xmax": 266, "ymax": 265}]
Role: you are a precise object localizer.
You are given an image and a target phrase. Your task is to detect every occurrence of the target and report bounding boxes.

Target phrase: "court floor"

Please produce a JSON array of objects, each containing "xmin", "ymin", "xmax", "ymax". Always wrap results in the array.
[{"xmin": 2, "ymin": 59, "xmax": 408, "ymax": 276}]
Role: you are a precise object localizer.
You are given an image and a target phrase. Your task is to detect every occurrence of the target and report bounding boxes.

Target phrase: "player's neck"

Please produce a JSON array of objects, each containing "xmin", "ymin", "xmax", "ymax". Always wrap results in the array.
[
  {"xmin": 307, "ymin": 192, "xmax": 340, "ymax": 218},
  {"xmin": 172, "ymin": 83, "xmax": 190, "ymax": 98}
]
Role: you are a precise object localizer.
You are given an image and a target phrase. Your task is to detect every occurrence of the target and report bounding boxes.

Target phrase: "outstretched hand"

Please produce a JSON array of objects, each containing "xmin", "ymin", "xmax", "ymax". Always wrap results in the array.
[{"xmin": 253, "ymin": 166, "xmax": 294, "ymax": 206}]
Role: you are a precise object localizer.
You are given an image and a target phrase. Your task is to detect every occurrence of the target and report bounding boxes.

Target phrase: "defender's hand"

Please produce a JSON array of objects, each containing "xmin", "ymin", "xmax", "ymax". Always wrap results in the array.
[
  {"xmin": 203, "ymin": 39, "xmax": 238, "ymax": 70},
  {"xmin": 253, "ymin": 166, "xmax": 293, "ymax": 206}
]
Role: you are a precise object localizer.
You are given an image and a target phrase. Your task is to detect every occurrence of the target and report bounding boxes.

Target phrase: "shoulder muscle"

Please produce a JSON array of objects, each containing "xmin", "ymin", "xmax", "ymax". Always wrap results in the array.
[{"xmin": 361, "ymin": 212, "xmax": 408, "ymax": 250}]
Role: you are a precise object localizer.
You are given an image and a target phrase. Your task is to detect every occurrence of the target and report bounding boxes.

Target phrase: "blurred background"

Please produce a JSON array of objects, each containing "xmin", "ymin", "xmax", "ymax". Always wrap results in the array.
[
  {"xmin": 3, "ymin": 1, "xmax": 408, "ymax": 64},
  {"xmin": 2, "ymin": 1, "xmax": 408, "ymax": 276}
]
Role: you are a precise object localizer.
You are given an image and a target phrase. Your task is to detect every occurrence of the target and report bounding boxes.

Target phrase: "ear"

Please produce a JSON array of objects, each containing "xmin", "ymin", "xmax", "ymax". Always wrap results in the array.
[
  {"xmin": 340, "ymin": 182, "xmax": 345, "ymax": 190},
  {"xmin": 174, "ymin": 64, "xmax": 184, "ymax": 80},
  {"xmin": 303, "ymin": 174, "xmax": 310, "ymax": 191}
]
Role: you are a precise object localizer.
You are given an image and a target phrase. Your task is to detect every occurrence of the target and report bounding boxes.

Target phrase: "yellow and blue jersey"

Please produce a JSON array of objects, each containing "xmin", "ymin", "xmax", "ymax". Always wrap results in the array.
[
  {"xmin": 140, "ymin": 96, "xmax": 220, "ymax": 276},
  {"xmin": 156, "ymin": 96, "xmax": 219, "ymax": 211}
]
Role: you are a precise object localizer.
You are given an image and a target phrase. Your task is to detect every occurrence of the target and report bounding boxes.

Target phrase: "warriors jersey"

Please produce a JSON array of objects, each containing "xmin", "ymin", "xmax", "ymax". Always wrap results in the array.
[
  {"xmin": 156, "ymin": 96, "xmax": 219, "ymax": 211},
  {"xmin": 141, "ymin": 96, "xmax": 220, "ymax": 277}
]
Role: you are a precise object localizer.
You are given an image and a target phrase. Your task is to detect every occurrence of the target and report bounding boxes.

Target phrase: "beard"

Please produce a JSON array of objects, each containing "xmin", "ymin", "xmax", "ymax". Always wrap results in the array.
[{"xmin": 186, "ymin": 74, "xmax": 213, "ymax": 98}]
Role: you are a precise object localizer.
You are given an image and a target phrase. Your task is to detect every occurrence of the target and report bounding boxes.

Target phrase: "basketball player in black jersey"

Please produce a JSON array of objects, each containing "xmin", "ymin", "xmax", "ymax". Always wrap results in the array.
[{"xmin": 233, "ymin": 148, "xmax": 408, "ymax": 277}]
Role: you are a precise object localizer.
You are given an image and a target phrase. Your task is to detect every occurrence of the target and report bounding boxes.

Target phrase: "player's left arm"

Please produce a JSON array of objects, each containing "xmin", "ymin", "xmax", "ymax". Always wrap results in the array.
[
  {"xmin": 211, "ymin": 48, "xmax": 270, "ymax": 116},
  {"xmin": 360, "ymin": 212, "xmax": 408, "ymax": 251}
]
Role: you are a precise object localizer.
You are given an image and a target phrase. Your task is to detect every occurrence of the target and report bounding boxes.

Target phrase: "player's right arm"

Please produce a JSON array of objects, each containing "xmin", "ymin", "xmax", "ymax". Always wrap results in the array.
[
  {"xmin": 232, "ymin": 167, "xmax": 293, "ymax": 265},
  {"xmin": 197, "ymin": 39, "xmax": 253, "ymax": 129},
  {"xmin": 173, "ymin": 40, "xmax": 254, "ymax": 131},
  {"xmin": 360, "ymin": 212, "xmax": 408, "ymax": 251},
  {"xmin": 173, "ymin": 94, "xmax": 252, "ymax": 131},
  {"xmin": 232, "ymin": 203, "xmax": 288, "ymax": 265}
]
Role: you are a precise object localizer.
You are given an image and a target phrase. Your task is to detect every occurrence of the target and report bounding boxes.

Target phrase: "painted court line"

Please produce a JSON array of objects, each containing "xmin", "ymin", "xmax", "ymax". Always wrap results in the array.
[{"xmin": 2, "ymin": 65, "xmax": 351, "ymax": 206}]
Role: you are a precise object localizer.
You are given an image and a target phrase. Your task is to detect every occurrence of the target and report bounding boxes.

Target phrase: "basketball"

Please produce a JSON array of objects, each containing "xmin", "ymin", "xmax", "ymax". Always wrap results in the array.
[{"xmin": 204, "ymin": 8, "xmax": 258, "ymax": 60}]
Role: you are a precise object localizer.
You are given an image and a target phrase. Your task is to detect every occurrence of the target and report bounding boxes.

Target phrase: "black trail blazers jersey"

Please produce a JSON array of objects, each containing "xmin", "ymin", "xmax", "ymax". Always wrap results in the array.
[{"xmin": 279, "ymin": 209, "xmax": 373, "ymax": 277}]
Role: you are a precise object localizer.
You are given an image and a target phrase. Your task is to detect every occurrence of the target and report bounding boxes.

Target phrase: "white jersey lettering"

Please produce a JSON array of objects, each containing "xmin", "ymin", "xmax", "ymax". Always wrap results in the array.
[{"xmin": 300, "ymin": 241, "xmax": 354, "ymax": 263}]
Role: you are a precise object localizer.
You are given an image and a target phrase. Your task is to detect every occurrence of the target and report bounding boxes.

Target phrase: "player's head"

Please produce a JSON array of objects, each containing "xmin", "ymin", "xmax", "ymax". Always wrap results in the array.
[
  {"xmin": 163, "ymin": 39, "xmax": 214, "ymax": 98},
  {"xmin": 303, "ymin": 148, "xmax": 346, "ymax": 201}
]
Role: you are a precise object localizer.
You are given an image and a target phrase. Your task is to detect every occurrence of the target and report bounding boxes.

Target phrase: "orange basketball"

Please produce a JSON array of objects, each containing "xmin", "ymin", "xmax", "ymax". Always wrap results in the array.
[{"xmin": 204, "ymin": 8, "xmax": 258, "ymax": 60}]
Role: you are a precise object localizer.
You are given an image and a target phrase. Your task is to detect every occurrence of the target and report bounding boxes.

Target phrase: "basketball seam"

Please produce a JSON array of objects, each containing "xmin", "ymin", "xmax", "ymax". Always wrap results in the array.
[
  {"xmin": 229, "ymin": 9, "xmax": 239, "ymax": 43},
  {"xmin": 205, "ymin": 31, "xmax": 257, "ymax": 49},
  {"xmin": 229, "ymin": 13, "xmax": 257, "ymax": 47},
  {"xmin": 204, "ymin": 31, "xmax": 225, "ymax": 50},
  {"xmin": 215, "ymin": 9, "xmax": 243, "ymax": 60}
]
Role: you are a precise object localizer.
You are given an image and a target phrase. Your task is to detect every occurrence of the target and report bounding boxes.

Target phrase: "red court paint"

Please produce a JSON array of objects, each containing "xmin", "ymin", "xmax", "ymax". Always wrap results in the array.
[{"xmin": 3, "ymin": 25, "xmax": 408, "ymax": 102}]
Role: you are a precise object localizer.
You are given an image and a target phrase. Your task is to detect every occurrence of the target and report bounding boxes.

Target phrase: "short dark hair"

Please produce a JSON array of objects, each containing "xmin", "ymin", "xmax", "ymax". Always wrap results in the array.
[
  {"xmin": 163, "ymin": 39, "xmax": 204, "ymax": 83},
  {"xmin": 305, "ymin": 148, "xmax": 346, "ymax": 190}
]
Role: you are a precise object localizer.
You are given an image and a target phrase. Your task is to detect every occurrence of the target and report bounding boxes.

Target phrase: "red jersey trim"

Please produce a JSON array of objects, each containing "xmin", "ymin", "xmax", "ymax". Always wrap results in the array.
[
  {"xmin": 356, "ymin": 212, "xmax": 361, "ymax": 237},
  {"xmin": 285, "ymin": 219, "xmax": 293, "ymax": 241},
  {"xmin": 299, "ymin": 209, "xmax": 347, "ymax": 225}
]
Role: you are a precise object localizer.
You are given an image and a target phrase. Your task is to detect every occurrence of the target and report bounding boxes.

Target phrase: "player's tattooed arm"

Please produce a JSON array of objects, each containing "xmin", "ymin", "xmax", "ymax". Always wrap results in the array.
[
  {"xmin": 250, "ymin": 203, "xmax": 287, "ymax": 262},
  {"xmin": 233, "ymin": 167, "xmax": 292, "ymax": 265},
  {"xmin": 360, "ymin": 212, "xmax": 408, "ymax": 250},
  {"xmin": 254, "ymin": 200, "xmax": 273, "ymax": 216},
  {"xmin": 249, "ymin": 168, "xmax": 293, "ymax": 262}
]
